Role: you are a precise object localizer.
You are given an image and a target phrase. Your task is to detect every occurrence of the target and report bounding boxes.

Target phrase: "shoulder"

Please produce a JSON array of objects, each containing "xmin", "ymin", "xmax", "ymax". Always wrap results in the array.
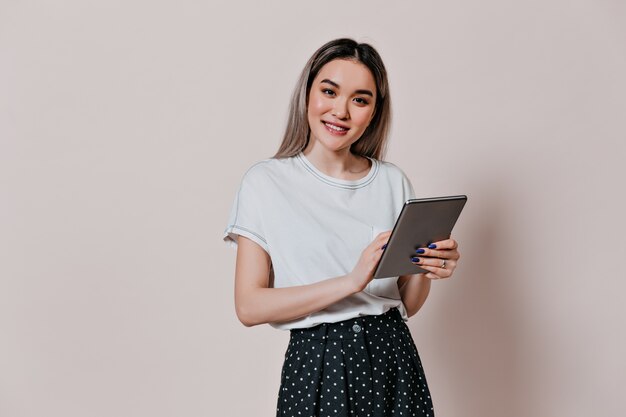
[
  {"xmin": 376, "ymin": 159, "xmax": 414, "ymax": 199},
  {"xmin": 239, "ymin": 156, "xmax": 296, "ymax": 186},
  {"xmin": 376, "ymin": 159, "xmax": 411, "ymax": 182},
  {"xmin": 241, "ymin": 158, "xmax": 272, "ymax": 180}
]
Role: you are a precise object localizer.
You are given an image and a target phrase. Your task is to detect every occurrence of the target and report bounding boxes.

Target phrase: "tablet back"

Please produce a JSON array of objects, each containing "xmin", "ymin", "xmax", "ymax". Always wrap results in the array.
[{"xmin": 373, "ymin": 195, "xmax": 467, "ymax": 279}]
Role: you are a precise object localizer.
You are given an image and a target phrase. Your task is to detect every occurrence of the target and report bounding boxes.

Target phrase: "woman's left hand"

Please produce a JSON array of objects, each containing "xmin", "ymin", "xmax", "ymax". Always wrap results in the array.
[{"xmin": 410, "ymin": 238, "xmax": 460, "ymax": 280}]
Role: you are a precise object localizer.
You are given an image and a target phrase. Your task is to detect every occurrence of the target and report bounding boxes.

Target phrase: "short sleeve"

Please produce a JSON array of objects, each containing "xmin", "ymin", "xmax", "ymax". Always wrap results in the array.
[
  {"xmin": 400, "ymin": 169, "xmax": 416, "ymax": 201},
  {"xmin": 222, "ymin": 169, "xmax": 269, "ymax": 253}
]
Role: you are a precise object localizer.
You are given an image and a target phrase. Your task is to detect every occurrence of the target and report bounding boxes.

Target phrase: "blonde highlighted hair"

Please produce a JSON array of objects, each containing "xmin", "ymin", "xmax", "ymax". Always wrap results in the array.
[{"xmin": 272, "ymin": 38, "xmax": 392, "ymax": 161}]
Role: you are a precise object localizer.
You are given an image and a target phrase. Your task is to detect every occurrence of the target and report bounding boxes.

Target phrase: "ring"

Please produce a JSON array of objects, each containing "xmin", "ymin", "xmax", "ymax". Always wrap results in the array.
[{"xmin": 441, "ymin": 259, "xmax": 446, "ymax": 269}]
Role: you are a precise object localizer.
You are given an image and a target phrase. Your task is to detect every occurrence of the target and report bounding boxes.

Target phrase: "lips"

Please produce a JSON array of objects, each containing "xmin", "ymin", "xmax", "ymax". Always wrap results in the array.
[{"xmin": 322, "ymin": 121, "xmax": 350, "ymax": 135}]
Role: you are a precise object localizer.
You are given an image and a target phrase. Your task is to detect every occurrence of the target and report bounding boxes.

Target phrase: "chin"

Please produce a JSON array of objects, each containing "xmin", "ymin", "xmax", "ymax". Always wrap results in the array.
[
  {"xmin": 318, "ymin": 139, "xmax": 354, "ymax": 153},
  {"xmin": 312, "ymin": 132, "xmax": 359, "ymax": 151}
]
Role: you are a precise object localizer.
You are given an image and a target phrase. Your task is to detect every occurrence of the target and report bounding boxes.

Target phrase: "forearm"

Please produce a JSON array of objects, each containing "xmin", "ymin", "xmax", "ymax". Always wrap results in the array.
[
  {"xmin": 399, "ymin": 274, "xmax": 431, "ymax": 317},
  {"xmin": 239, "ymin": 275, "xmax": 360, "ymax": 327}
]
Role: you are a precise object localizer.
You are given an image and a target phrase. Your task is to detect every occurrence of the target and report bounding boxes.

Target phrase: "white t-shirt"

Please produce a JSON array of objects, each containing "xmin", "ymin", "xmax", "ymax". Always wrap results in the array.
[{"xmin": 223, "ymin": 151, "xmax": 416, "ymax": 330}]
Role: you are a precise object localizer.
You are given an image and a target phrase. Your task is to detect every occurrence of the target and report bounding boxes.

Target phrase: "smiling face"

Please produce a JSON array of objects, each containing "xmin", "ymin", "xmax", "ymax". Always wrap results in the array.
[{"xmin": 306, "ymin": 59, "xmax": 377, "ymax": 154}]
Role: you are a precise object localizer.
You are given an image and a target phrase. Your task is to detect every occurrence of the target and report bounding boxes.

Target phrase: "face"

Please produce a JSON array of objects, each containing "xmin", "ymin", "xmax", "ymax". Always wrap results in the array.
[{"xmin": 306, "ymin": 59, "xmax": 377, "ymax": 153}]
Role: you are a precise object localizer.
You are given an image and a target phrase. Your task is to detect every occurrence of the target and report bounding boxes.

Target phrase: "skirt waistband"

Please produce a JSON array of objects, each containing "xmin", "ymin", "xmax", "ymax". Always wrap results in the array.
[{"xmin": 289, "ymin": 307, "xmax": 404, "ymax": 341}]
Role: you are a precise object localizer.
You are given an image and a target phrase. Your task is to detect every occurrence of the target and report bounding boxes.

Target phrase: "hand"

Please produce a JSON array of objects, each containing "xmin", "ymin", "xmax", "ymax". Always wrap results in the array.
[
  {"xmin": 410, "ymin": 237, "xmax": 460, "ymax": 281},
  {"xmin": 347, "ymin": 230, "xmax": 392, "ymax": 292}
]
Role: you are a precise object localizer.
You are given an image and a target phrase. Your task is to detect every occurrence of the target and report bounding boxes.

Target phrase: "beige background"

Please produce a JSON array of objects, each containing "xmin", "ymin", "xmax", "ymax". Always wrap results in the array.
[{"xmin": 1, "ymin": 1, "xmax": 625, "ymax": 416}]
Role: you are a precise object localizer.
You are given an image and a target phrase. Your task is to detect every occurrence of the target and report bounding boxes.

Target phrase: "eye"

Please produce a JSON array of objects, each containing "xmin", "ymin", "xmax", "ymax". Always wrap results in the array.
[
  {"xmin": 322, "ymin": 88, "xmax": 335, "ymax": 96},
  {"xmin": 354, "ymin": 97, "xmax": 369, "ymax": 105}
]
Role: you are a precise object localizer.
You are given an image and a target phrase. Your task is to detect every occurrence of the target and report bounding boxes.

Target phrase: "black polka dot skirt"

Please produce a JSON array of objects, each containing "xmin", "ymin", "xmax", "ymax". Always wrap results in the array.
[{"xmin": 276, "ymin": 307, "xmax": 434, "ymax": 417}]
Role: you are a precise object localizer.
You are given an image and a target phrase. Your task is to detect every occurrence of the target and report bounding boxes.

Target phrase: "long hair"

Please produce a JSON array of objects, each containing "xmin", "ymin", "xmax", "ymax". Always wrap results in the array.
[{"xmin": 272, "ymin": 38, "xmax": 391, "ymax": 161}]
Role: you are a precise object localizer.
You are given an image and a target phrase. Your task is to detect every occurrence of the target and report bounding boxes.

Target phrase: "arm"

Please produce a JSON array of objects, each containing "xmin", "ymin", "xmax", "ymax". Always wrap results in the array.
[
  {"xmin": 397, "ymin": 274, "xmax": 431, "ymax": 318},
  {"xmin": 234, "ymin": 231, "xmax": 392, "ymax": 327},
  {"xmin": 398, "ymin": 237, "xmax": 462, "ymax": 317},
  {"xmin": 234, "ymin": 236, "xmax": 361, "ymax": 327}
]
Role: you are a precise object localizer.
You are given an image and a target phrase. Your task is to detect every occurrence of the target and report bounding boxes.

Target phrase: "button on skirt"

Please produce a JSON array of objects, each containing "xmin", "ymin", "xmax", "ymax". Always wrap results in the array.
[{"xmin": 276, "ymin": 307, "xmax": 434, "ymax": 417}]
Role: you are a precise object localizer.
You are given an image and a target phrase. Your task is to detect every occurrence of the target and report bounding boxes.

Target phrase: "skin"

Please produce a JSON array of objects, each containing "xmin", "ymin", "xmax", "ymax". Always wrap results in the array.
[
  {"xmin": 234, "ymin": 58, "xmax": 461, "ymax": 327},
  {"xmin": 303, "ymin": 58, "xmax": 376, "ymax": 179}
]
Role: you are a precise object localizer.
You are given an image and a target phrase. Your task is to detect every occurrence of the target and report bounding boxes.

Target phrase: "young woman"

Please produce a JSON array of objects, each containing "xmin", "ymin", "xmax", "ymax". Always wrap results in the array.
[{"xmin": 223, "ymin": 38, "xmax": 461, "ymax": 417}]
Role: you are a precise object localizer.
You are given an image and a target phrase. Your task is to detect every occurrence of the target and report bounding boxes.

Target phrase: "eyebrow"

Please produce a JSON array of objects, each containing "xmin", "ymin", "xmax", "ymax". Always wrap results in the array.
[{"xmin": 320, "ymin": 79, "xmax": 374, "ymax": 97}]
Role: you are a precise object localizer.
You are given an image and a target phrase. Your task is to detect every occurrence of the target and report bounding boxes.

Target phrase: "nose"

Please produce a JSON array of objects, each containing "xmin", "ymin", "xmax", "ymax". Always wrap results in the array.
[{"xmin": 332, "ymin": 99, "xmax": 349, "ymax": 120}]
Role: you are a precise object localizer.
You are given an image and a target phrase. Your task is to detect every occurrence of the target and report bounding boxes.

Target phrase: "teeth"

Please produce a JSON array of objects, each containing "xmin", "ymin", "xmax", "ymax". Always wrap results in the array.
[{"xmin": 325, "ymin": 122, "xmax": 348, "ymax": 131}]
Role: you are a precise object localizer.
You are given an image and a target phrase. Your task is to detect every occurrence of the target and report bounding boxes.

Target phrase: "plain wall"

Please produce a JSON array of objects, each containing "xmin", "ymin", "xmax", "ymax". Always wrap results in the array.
[{"xmin": 1, "ymin": 1, "xmax": 625, "ymax": 416}]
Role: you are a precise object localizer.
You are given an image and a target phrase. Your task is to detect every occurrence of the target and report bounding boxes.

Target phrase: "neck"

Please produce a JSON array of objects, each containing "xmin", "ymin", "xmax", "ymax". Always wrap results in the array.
[{"xmin": 302, "ymin": 143, "xmax": 371, "ymax": 178}]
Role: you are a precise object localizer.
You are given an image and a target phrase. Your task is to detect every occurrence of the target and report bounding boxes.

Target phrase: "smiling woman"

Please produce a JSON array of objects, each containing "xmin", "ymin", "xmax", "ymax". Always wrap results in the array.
[
  {"xmin": 306, "ymin": 59, "xmax": 378, "ymax": 171},
  {"xmin": 223, "ymin": 38, "xmax": 461, "ymax": 417}
]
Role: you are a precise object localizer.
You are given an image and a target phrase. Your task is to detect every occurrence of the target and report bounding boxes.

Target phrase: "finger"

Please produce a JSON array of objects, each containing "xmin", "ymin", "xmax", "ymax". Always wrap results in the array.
[
  {"xmin": 414, "ymin": 248, "xmax": 460, "ymax": 260},
  {"xmin": 375, "ymin": 231, "xmax": 393, "ymax": 242},
  {"xmin": 371, "ymin": 245, "xmax": 386, "ymax": 269},
  {"xmin": 418, "ymin": 264, "xmax": 453, "ymax": 279},
  {"xmin": 422, "ymin": 238, "xmax": 458, "ymax": 251},
  {"xmin": 411, "ymin": 257, "xmax": 456, "ymax": 269},
  {"xmin": 377, "ymin": 231, "xmax": 393, "ymax": 250},
  {"xmin": 412, "ymin": 258, "xmax": 457, "ymax": 273}
]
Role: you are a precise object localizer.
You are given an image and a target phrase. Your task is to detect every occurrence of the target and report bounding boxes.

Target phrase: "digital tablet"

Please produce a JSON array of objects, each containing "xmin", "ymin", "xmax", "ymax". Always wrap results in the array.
[{"xmin": 373, "ymin": 195, "xmax": 467, "ymax": 279}]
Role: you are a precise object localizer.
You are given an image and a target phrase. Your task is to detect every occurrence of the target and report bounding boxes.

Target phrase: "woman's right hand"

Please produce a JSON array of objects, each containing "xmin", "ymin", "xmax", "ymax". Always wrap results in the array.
[{"xmin": 347, "ymin": 230, "xmax": 392, "ymax": 293}]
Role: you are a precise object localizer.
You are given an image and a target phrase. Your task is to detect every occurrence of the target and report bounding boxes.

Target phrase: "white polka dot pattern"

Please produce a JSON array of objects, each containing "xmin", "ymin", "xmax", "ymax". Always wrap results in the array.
[{"xmin": 276, "ymin": 308, "xmax": 434, "ymax": 416}]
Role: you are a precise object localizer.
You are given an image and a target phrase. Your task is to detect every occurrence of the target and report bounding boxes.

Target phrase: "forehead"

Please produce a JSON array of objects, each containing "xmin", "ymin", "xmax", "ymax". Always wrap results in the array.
[{"xmin": 314, "ymin": 59, "xmax": 376, "ymax": 92}]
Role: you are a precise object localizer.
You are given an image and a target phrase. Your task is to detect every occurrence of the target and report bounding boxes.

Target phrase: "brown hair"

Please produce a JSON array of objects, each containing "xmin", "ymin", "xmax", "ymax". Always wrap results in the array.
[{"xmin": 272, "ymin": 38, "xmax": 392, "ymax": 161}]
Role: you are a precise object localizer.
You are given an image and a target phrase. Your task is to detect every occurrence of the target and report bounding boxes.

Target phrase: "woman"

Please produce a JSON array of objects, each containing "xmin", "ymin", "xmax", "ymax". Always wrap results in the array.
[{"xmin": 223, "ymin": 38, "xmax": 460, "ymax": 417}]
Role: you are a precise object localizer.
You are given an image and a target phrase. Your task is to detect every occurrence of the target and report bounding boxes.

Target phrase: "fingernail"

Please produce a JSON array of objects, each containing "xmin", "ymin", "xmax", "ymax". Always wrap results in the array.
[
  {"xmin": 415, "ymin": 248, "xmax": 425, "ymax": 254},
  {"xmin": 411, "ymin": 257, "xmax": 420, "ymax": 263},
  {"xmin": 428, "ymin": 243, "xmax": 437, "ymax": 249},
  {"xmin": 381, "ymin": 244, "xmax": 387, "ymax": 250}
]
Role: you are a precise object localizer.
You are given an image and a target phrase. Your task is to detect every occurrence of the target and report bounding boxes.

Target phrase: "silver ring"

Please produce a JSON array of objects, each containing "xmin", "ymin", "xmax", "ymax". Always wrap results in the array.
[{"xmin": 441, "ymin": 259, "xmax": 446, "ymax": 269}]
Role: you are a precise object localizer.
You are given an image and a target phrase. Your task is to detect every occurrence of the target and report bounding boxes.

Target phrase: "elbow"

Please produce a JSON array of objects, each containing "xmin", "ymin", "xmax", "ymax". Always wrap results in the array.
[
  {"xmin": 237, "ymin": 314, "xmax": 254, "ymax": 327},
  {"xmin": 405, "ymin": 306, "xmax": 417, "ymax": 318},
  {"xmin": 403, "ymin": 299, "xmax": 427, "ymax": 319},
  {"xmin": 235, "ymin": 302, "xmax": 259, "ymax": 327}
]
